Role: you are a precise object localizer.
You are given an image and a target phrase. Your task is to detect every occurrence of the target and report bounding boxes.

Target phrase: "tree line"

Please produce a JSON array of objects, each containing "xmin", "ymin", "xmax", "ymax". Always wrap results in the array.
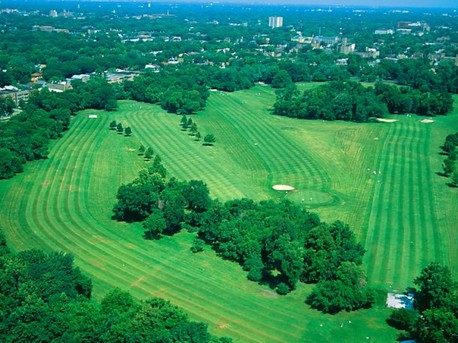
[
  {"xmin": 113, "ymin": 158, "xmax": 374, "ymax": 313},
  {"xmin": 0, "ymin": 78, "xmax": 117, "ymax": 180},
  {"xmin": 441, "ymin": 131, "xmax": 458, "ymax": 187},
  {"xmin": 387, "ymin": 263, "xmax": 458, "ymax": 343},
  {"xmin": 272, "ymin": 81, "xmax": 453, "ymax": 122},
  {"xmin": 0, "ymin": 231, "xmax": 231, "ymax": 343}
]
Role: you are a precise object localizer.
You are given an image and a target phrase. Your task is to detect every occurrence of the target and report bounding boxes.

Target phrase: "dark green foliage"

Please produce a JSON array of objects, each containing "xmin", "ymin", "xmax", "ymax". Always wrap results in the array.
[
  {"xmin": 0, "ymin": 237, "xmax": 222, "ymax": 343},
  {"xmin": 126, "ymin": 67, "xmax": 209, "ymax": 114},
  {"xmin": 116, "ymin": 122, "xmax": 124, "ymax": 134},
  {"xmin": 374, "ymin": 83, "xmax": 453, "ymax": 116},
  {"xmin": 112, "ymin": 181, "xmax": 159, "ymax": 222},
  {"xmin": 191, "ymin": 237, "xmax": 205, "ymax": 253},
  {"xmin": 125, "ymin": 126, "xmax": 132, "ymax": 136},
  {"xmin": 183, "ymin": 180, "xmax": 211, "ymax": 213},
  {"xmin": 138, "ymin": 144, "xmax": 145, "ymax": 155},
  {"xmin": 414, "ymin": 308, "xmax": 458, "ymax": 343},
  {"xmin": 109, "ymin": 120, "xmax": 117, "ymax": 130},
  {"xmin": 0, "ymin": 230, "xmax": 10, "ymax": 256},
  {"xmin": 143, "ymin": 209, "xmax": 167, "ymax": 239},
  {"xmin": 387, "ymin": 309, "xmax": 417, "ymax": 331},
  {"xmin": 273, "ymin": 81, "xmax": 388, "ymax": 122},
  {"xmin": 144, "ymin": 147, "xmax": 154, "ymax": 160},
  {"xmin": 389, "ymin": 263, "xmax": 458, "ymax": 343},
  {"xmin": 190, "ymin": 122, "xmax": 198, "ymax": 136},
  {"xmin": 302, "ymin": 221, "xmax": 365, "ymax": 283},
  {"xmin": 306, "ymin": 263, "xmax": 375, "ymax": 314},
  {"xmin": 181, "ymin": 115, "xmax": 189, "ymax": 129},
  {"xmin": 414, "ymin": 263, "xmax": 456, "ymax": 312},
  {"xmin": 203, "ymin": 134, "xmax": 216, "ymax": 146}
]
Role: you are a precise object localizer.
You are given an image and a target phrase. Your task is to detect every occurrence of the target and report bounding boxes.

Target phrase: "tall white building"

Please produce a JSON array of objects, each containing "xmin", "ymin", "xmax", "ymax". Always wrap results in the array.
[{"xmin": 268, "ymin": 16, "xmax": 283, "ymax": 29}]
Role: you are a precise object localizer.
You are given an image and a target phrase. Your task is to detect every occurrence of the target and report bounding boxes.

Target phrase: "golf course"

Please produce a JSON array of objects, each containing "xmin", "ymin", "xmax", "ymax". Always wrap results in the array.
[{"xmin": 0, "ymin": 84, "xmax": 457, "ymax": 342}]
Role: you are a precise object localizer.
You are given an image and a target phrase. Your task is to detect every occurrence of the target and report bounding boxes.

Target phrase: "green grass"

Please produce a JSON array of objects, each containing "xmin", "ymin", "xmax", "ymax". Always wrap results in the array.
[{"xmin": 0, "ymin": 86, "xmax": 457, "ymax": 342}]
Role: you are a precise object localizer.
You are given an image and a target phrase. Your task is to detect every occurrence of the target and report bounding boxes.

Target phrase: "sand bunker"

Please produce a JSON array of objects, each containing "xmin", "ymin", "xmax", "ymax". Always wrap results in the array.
[
  {"xmin": 376, "ymin": 118, "xmax": 398, "ymax": 123},
  {"xmin": 420, "ymin": 119, "xmax": 434, "ymax": 123},
  {"xmin": 273, "ymin": 184, "xmax": 295, "ymax": 191}
]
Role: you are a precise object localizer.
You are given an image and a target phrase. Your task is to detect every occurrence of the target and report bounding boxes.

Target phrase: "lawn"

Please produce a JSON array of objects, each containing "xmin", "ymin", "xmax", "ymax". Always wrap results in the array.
[{"xmin": 0, "ymin": 86, "xmax": 456, "ymax": 342}]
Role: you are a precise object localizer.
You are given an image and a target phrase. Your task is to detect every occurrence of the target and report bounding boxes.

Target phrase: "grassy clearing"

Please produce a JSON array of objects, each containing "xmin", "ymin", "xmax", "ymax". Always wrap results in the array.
[{"xmin": 0, "ymin": 87, "xmax": 456, "ymax": 342}]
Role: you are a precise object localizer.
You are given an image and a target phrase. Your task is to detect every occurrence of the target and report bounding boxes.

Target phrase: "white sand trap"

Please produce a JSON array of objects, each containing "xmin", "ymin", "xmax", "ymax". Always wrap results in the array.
[
  {"xmin": 376, "ymin": 118, "xmax": 398, "ymax": 123},
  {"xmin": 209, "ymin": 89, "xmax": 219, "ymax": 92},
  {"xmin": 420, "ymin": 119, "xmax": 434, "ymax": 123},
  {"xmin": 273, "ymin": 184, "xmax": 295, "ymax": 191}
]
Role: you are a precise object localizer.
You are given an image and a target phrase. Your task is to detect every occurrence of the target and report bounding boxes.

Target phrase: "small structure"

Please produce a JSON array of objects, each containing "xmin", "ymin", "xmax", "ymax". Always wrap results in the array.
[{"xmin": 386, "ymin": 293, "xmax": 414, "ymax": 310}]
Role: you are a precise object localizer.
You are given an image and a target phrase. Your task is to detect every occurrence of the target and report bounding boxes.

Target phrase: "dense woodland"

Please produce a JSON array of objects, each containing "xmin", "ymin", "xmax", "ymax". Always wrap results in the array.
[
  {"xmin": 273, "ymin": 81, "xmax": 453, "ymax": 122},
  {"xmin": 0, "ymin": 231, "xmax": 230, "ymax": 343},
  {"xmin": 113, "ymin": 157, "xmax": 375, "ymax": 312}
]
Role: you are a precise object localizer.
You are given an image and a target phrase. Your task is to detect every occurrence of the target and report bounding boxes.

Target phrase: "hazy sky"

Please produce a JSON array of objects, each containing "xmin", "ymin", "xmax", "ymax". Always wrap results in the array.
[
  {"xmin": 131, "ymin": 0, "xmax": 458, "ymax": 8},
  {"xmin": 198, "ymin": 0, "xmax": 457, "ymax": 7},
  {"xmin": 62, "ymin": 0, "xmax": 457, "ymax": 9}
]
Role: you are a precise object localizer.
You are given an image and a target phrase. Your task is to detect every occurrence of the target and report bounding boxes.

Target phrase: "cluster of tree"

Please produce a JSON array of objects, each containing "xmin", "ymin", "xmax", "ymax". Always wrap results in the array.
[
  {"xmin": 374, "ymin": 83, "xmax": 453, "ymax": 116},
  {"xmin": 0, "ymin": 231, "xmax": 230, "ymax": 343},
  {"xmin": 273, "ymin": 81, "xmax": 454, "ymax": 123},
  {"xmin": 387, "ymin": 263, "xmax": 458, "ymax": 343},
  {"xmin": 180, "ymin": 115, "xmax": 216, "ymax": 146},
  {"xmin": 441, "ymin": 132, "xmax": 458, "ymax": 187},
  {"xmin": 109, "ymin": 120, "xmax": 132, "ymax": 136},
  {"xmin": 124, "ymin": 67, "xmax": 209, "ymax": 115},
  {"xmin": 138, "ymin": 145, "xmax": 155, "ymax": 160},
  {"xmin": 113, "ymin": 164, "xmax": 374, "ymax": 313},
  {"xmin": 0, "ymin": 78, "xmax": 117, "ymax": 180},
  {"xmin": 112, "ymin": 156, "xmax": 210, "ymax": 239},
  {"xmin": 374, "ymin": 59, "xmax": 458, "ymax": 94},
  {"xmin": 273, "ymin": 81, "xmax": 388, "ymax": 122}
]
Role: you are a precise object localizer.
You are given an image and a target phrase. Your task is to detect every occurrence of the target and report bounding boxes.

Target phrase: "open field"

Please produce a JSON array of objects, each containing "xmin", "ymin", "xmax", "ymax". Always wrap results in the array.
[{"xmin": 1, "ymin": 86, "xmax": 457, "ymax": 342}]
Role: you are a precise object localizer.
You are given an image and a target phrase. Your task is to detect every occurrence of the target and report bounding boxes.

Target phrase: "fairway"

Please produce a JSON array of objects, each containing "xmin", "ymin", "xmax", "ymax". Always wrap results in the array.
[{"xmin": 1, "ymin": 86, "xmax": 457, "ymax": 342}]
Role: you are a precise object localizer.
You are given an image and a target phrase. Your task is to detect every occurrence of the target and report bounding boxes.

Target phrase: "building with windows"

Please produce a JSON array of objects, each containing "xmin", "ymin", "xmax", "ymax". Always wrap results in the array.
[{"xmin": 268, "ymin": 16, "xmax": 283, "ymax": 29}]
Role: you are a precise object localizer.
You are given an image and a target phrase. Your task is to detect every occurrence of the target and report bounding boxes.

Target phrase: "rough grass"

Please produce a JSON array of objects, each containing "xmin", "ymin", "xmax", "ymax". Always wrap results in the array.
[{"xmin": 0, "ymin": 87, "xmax": 456, "ymax": 342}]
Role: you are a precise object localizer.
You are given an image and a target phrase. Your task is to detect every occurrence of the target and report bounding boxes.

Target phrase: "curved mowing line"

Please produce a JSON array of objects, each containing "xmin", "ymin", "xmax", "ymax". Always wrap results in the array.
[
  {"xmin": 127, "ymin": 112, "xmax": 246, "ymax": 199},
  {"xmin": 5, "ymin": 112, "xmax": 313, "ymax": 343},
  {"xmin": 212, "ymin": 93, "xmax": 331, "ymax": 192}
]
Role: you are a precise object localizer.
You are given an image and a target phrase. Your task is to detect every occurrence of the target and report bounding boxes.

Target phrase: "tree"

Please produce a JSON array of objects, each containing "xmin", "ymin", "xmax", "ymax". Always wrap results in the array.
[
  {"xmin": 451, "ymin": 170, "xmax": 458, "ymax": 187},
  {"xmin": 190, "ymin": 122, "xmax": 198, "ymax": 136},
  {"xmin": 195, "ymin": 131, "xmax": 201, "ymax": 141},
  {"xmin": 124, "ymin": 127, "xmax": 132, "ymax": 136},
  {"xmin": 191, "ymin": 237, "xmax": 205, "ymax": 253},
  {"xmin": 138, "ymin": 145, "xmax": 145, "ymax": 156},
  {"xmin": 144, "ymin": 147, "xmax": 154, "ymax": 160},
  {"xmin": 109, "ymin": 120, "xmax": 117, "ymax": 130},
  {"xmin": 203, "ymin": 134, "xmax": 216, "ymax": 146},
  {"xmin": 183, "ymin": 180, "xmax": 211, "ymax": 213},
  {"xmin": 443, "ymin": 158, "xmax": 456, "ymax": 176},
  {"xmin": 143, "ymin": 209, "xmax": 167, "ymax": 239},
  {"xmin": 180, "ymin": 115, "xmax": 188, "ymax": 129},
  {"xmin": 387, "ymin": 309, "xmax": 417, "ymax": 331},
  {"xmin": 306, "ymin": 263, "xmax": 375, "ymax": 314},
  {"xmin": 414, "ymin": 262, "xmax": 456, "ymax": 312},
  {"xmin": 149, "ymin": 155, "xmax": 167, "ymax": 178},
  {"xmin": 116, "ymin": 122, "xmax": 124, "ymax": 134},
  {"xmin": 414, "ymin": 308, "xmax": 458, "ymax": 343}
]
